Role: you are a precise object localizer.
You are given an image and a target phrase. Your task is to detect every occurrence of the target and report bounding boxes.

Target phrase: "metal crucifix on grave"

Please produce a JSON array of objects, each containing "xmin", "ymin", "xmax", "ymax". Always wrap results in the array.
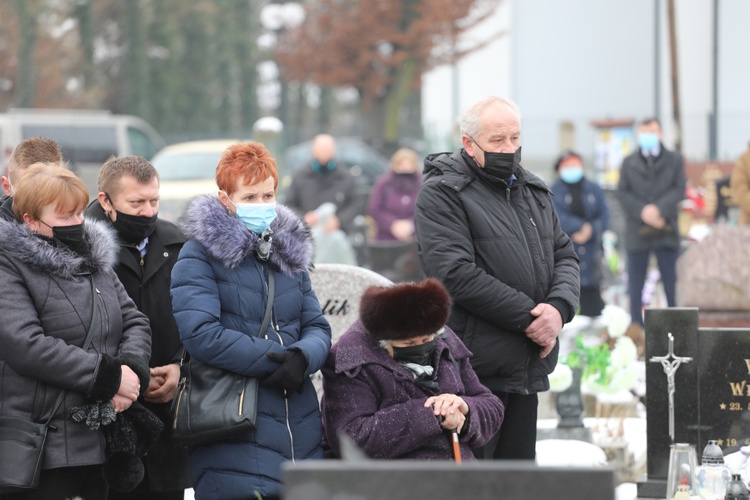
[{"xmin": 649, "ymin": 332, "xmax": 693, "ymax": 443}]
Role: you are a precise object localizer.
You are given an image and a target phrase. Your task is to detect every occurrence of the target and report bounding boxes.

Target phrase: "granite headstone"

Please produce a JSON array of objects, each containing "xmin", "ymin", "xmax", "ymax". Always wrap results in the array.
[
  {"xmin": 309, "ymin": 263, "xmax": 392, "ymax": 399},
  {"xmin": 638, "ymin": 307, "xmax": 750, "ymax": 498}
]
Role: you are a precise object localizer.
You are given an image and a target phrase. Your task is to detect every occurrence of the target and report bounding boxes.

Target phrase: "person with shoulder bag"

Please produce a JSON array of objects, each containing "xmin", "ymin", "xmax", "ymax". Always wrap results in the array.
[
  {"xmin": 0, "ymin": 163, "xmax": 151, "ymax": 499},
  {"xmin": 171, "ymin": 142, "xmax": 332, "ymax": 500}
]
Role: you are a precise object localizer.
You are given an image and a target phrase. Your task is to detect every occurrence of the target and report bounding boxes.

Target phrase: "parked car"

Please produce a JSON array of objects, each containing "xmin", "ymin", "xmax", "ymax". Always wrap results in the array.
[
  {"xmin": 151, "ymin": 139, "xmax": 240, "ymax": 221},
  {"xmin": 0, "ymin": 108, "xmax": 165, "ymax": 196}
]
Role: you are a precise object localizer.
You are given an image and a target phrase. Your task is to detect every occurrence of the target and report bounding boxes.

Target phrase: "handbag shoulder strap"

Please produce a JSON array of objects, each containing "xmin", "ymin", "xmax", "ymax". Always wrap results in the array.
[{"xmin": 44, "ymin": 275, "xmax": 100, "ymax": 426}]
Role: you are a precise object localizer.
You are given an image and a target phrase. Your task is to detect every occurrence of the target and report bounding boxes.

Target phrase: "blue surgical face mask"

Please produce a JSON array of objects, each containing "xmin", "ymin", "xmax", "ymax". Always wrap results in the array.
[
  {"xmin": 637, "ymin": 132, "xmax": 660, "ymax": 151},
  {"xmin": 559, "ymin": 166, "xmax": 584, "ymax": 184},
  {"xmin": 224, "ymin": 194, "xmax": 277, "ymax": 234}
]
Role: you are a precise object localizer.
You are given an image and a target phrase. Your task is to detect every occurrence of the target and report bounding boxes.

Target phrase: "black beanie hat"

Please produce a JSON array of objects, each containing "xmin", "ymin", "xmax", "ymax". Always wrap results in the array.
[
  {"xmin": 359, "ymin": 278, "xmax": 452, "ymax": 341},
  {"xmin": 554, "ymin": 150, "xmax": 583, "ymax": 172}
]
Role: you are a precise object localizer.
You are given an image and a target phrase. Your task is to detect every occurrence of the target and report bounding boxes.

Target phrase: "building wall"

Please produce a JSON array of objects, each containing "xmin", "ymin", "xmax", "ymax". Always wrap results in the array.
[{"xmin": 422, "ymin": 0, "xmax": 750, "ymax": 181}]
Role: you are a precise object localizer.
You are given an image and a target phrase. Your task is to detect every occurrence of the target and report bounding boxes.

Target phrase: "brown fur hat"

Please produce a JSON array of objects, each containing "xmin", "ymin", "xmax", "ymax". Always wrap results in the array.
[{"xmin": 359, "ymin": 278, "xmax": 452, "ymax": 341}]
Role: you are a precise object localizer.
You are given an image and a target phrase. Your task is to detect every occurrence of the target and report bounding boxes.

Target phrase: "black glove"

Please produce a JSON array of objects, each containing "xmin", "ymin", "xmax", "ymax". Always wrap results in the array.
[{"xmin": 261, "ymin": 349, "xmax": 308, "ymax": 394}]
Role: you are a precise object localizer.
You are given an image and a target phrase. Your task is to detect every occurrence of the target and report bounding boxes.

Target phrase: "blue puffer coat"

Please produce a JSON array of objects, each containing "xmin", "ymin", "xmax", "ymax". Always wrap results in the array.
[
  {"xmin": 550, "ymin": 178, "xmax": 610, "ymax": 288},
  {"xmin": 171, "ymin": 195, "xmax": 332, "ymax": 500}
]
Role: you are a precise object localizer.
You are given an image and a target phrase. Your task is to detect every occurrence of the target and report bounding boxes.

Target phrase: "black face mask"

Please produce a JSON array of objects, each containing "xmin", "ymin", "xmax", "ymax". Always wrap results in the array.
[
  {"xmin": 392, "ymin": 337, "xmax": 437, "ymax": 366},
  {"xmin": 471, "ymin": 139, "xmax": 522, "ymax": 179},
  {"xmin": 52, "ymin": 223, "xmax": 88, "ymax": 253},
  {"xmin": 108, "ymin": 210, "xmax": 157, "ymax": 245},
  {"xmin": 105, "ymin": 194, "xmax": 158, "ymax": 245}
]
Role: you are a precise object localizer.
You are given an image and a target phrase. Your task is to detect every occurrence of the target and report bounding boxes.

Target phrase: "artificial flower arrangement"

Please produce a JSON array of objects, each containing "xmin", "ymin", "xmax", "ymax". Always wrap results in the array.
[
  {"xmin": 549, "ymin": 305, "xmax": 640, "ymax": 398},
  {"xmin": 548, "ymin": 305, "xmax": 643, "ymax": 445}
]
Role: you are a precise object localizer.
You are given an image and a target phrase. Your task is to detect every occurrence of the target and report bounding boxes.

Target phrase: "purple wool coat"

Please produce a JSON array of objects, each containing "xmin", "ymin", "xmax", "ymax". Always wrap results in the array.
[
  {"xmin": 321, "ymin": 320, "xmax": 504, "ymax": 460},
  {"xmin": 368, "ymin": 171, "xmax": 422, "ymax": 241}
]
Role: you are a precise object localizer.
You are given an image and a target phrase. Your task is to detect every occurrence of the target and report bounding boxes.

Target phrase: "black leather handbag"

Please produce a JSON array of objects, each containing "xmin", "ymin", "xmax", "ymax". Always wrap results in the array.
[
  {"xmin": 0, "ymin": 276, "xmax": 98, "ymax": 494},
  {"xmin": 171, "ymin": 271, "xmax": 275, "ymax": 447}
]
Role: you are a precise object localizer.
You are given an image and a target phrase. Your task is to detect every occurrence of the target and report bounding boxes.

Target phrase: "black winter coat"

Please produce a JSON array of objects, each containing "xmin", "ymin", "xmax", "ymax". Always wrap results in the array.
[
  {"xmin": 414, "ymin": 150, "xmax": 580, "ymax": 394},
  {"xmin": 616, "ymin": 147, "xmax": 686, "ymax": 252},
  {"xmin": 283, "ymin": 163, "xmax": 360, "ymax": 233},
  {"xmin": 0, "ymin": 219, "xmax": 151, "ymax": 470},
  {"xmin": 85, "ymin": 200, "xmax": 190, "ymax": 491}
]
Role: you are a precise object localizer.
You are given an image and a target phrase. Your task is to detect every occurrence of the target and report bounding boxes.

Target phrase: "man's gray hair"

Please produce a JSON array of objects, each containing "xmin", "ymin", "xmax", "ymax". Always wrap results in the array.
[{"xmin": 459, "ymin": 96, "xmax": 522, "ymax": 139}]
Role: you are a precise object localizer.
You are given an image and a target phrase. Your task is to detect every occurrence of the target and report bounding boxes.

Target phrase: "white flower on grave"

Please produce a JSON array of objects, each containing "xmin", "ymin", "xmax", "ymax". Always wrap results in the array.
[
  {"xmin": 609, "ymin": 337, "xmax": 638, "ymax": 368},
  {"xmin": 581, "ymin": 361, "xmax": 639, "ymax": 395},
  {"xmin": 548, "ymin": 363, "xmax": 573, "ymax": 393},
  {"xmin": 601, "ymin": 304, "xmax": 630, "ymax": 338}
]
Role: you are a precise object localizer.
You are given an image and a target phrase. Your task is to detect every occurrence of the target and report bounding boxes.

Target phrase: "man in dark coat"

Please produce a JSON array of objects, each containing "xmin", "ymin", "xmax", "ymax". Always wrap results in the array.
[
  {"xmin": 0, "ymin": 136, "xmax": 63, "ymax": 222},
  {"xmin": 85, "ymin": 156, "xmax": 190, "ymax": 499},
  {"xmin": 283, "ymin": 134, "xmax": 360, "ymax": 233},
  {"xmin": 414, "ymin": 96, "xmax": 580, "ymax": 460},
  {"xmin": 616, "ymin": 117, "xmax": 686, "ymax": 327}
]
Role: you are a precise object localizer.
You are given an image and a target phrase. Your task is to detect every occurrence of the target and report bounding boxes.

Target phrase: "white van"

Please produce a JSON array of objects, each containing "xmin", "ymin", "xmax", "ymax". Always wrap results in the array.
[{"xmin": 0, "ymin": 108, "xmax": 165, "ymax": 194}]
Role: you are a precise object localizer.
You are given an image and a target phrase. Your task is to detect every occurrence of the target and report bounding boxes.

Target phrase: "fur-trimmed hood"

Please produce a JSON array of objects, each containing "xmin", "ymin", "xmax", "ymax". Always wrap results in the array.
[
  {"xmin": 0, "ymin": 218, "xmax": 117, "ymax": 278},
  {"xmin": 179, "ymin": 195, "xmax": 313, "ymax": 275}
]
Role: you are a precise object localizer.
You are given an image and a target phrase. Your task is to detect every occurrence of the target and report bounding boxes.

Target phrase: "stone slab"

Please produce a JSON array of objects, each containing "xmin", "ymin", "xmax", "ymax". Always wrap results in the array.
[{"xmin": 283, "ymin": 461, "xmax": 616, "ymax": 500}]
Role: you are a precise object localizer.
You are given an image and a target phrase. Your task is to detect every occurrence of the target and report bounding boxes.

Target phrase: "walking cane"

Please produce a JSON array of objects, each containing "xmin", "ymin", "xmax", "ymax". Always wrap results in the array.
[{"xmin": 451, "ymin": 429, "xmax": 462, "ymax": 464}]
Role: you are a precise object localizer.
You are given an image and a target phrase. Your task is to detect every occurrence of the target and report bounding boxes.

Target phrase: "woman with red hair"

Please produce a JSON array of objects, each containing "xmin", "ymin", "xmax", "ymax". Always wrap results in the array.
[{"xmin": 171, "ymin": 142, "xmax": 331, "ymax": 500}]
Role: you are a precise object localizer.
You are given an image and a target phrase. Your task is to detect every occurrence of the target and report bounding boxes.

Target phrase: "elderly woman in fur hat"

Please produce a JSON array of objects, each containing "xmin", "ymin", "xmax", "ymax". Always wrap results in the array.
[
  {"xmin": 321, "ymin": 279, "xmax": 504, "ymax": 461},
  {"xmin": 171, "ymin": 141, "xmax": 331, "ymax": 500}
]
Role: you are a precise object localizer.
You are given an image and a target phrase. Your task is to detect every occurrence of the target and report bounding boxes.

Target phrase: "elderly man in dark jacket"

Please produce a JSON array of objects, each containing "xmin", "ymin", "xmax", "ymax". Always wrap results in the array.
[
  {"xmin": 616, "ymin": 117, "xmax": 685, "ymax": 327},
  {"xmin": 85, "ymin": 156, "xmax": 190, "ymax": 499},
  {"xmin": 414, "ymin": 96, "xmax": 580, "ymax": 460}
]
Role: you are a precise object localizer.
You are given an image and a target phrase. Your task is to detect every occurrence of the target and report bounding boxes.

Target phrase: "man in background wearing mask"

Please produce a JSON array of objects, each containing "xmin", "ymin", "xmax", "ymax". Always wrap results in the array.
[
  {"xmin": 616, "ymin": 118, "xmax": 685, "ymax": 328},
  {"xmin": 85, "ymin": 156, "xmax": 190, "ymax": 499},
  {"xmin": 284, "ymin": 133, "xmax": 359, "ymax": 234},
  {"xmin": 414, "ymin": 96, "xmax": 580, "ymax": 460},
  {"xmin": 1, "ymin": 136, "xmax": 63, "ymax": 222}
]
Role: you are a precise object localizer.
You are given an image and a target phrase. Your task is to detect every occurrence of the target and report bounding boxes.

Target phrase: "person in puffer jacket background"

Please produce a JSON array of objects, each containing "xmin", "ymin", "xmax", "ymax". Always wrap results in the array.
[{"xmin": 170, "ymin": 142, "xmax": 331, "ymax": 500}]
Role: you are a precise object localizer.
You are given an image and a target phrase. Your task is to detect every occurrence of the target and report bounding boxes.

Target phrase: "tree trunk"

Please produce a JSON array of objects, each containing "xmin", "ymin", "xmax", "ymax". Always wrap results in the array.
[
  {"xmin": 383, "ymin": 58, "xmax": 418, "ymax": 149},
  {"xmin": 13, "ymin": 0, "xmax": 39, "ymax": 107}
]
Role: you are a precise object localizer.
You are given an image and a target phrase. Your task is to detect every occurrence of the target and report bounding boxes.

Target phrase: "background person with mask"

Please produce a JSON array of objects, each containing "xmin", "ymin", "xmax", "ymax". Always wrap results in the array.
[
  {"xmin": 284, "ymin": 133, "xmax": 359, "ymax": 234},
  {"xmin": 85, "ymin": 156, "xmax": 190, "ymax": 500},
  {"xmin": 368, "ymin": 147, "xmax": 422, "ymax": 242},
  {"xmin": 616, "ymin": 118, "xmax": 685, "ymax": 327},
  {"xmin": 413, "ymin": 95, "xmax": 580, "ymax": 460},
  {"xmin": 551, "ymin": 150, "xmax": 610, "ymax": 317}
]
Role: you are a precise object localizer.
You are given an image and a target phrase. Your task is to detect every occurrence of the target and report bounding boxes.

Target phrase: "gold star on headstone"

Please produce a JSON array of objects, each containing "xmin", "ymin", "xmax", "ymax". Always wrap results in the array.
[{"xmin": 719, "ymin": 403, "xmax": 726, "ymax": 410}]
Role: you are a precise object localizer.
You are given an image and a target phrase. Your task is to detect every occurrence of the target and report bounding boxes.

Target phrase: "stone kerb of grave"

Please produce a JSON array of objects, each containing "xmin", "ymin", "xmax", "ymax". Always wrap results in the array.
[{"xmin": 309, "ymin": 264, "xmax": 393, "ymax": 400}]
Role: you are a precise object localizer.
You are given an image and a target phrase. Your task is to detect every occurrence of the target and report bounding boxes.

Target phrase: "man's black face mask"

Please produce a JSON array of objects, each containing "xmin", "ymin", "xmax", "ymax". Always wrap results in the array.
[{"xmin": 471, "ymin": 138, "xmax": 522, "ymax": 179}]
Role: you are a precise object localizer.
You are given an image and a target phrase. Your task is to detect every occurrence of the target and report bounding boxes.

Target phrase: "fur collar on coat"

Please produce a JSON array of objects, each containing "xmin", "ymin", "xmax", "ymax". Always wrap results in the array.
[
  {"xmin": 179, "ymin": 195, "xmax": 313, "ymax": 276},
  {"xmin": 0, "ymin": 218, "xmax": 117, "ymax": 279}
]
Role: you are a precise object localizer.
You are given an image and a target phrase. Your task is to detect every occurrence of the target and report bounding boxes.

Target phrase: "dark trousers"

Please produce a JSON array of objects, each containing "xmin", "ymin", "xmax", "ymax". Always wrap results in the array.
[
  {"xmin": 2, "ymin": 465, "xmax": 108, "ymax": 500},
  {"xmin": 627, "ymin": 247, "xmax": 679, "ymax": 326},
  {"xmin": 473, "ymin": 391, "xmax": 538, "ymax": 460},
  {"xmin": 107, "ymin": 463, "xmax": 183, "ymax": 500}
]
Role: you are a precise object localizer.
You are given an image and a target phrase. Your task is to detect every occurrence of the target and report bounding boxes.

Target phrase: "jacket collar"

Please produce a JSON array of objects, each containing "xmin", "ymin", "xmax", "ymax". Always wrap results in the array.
[
  {"xmin": 423, "ymin": 149, "xmax": 551, "ymax": 194},
  {"xmin": 0, "ymin": 218, "xmax": 117, "ymax": 278},
  {"xmin": 179, "ymin": 195, "xmax": 313, "ymax": 275}
]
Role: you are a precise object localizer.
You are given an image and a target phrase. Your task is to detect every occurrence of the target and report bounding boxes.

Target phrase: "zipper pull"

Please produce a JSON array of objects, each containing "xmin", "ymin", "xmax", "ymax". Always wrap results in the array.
[{"xmin": 530, "ymin": 217, "xmax": 537, "ymax": 227}]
